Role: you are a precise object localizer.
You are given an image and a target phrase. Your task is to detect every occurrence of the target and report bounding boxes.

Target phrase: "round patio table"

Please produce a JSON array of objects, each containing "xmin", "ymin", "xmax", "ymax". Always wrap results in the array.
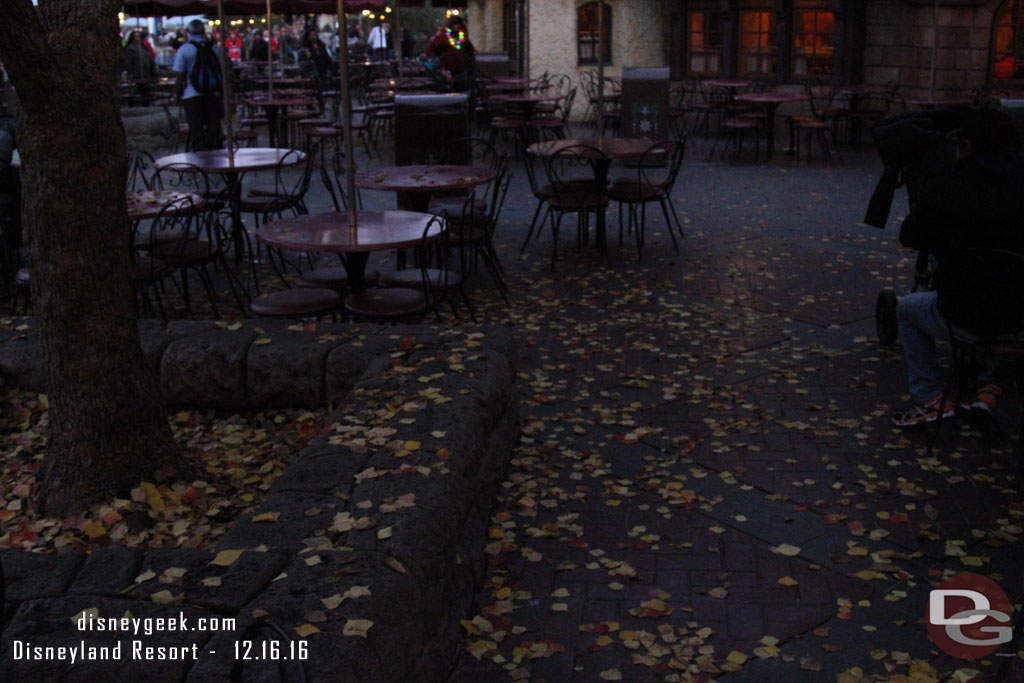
[
  {"xmin": 526, "ymin": 137, "xmax": 663, "ymax": 254},
  {"xmin": 154, "ymin": 148, "xmax": 305, "ymax": 262},
  {"xmin": 257, "ymin": 209, "xmax": 439, "ymax": 291},
  {"xmin": 734, "ymin": 91, "xmax": 810, "ymax": 156},
  {"xmin": 354, "ymin": 164, "xmax": 497, "ymax": 212}
]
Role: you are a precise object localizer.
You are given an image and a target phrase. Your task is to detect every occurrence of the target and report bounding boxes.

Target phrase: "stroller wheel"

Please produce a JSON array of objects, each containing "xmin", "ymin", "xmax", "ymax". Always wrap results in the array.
[{"xmin": 876, "ymin": 290, "xmax": 899, "ymax": 346}]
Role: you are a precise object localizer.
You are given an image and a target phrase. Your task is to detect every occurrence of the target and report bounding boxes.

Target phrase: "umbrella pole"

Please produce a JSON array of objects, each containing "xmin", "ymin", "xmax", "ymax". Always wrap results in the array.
[
  {"xmin": 267, "ymin": 0, "xmax": 274, "ymax": 98},
  {"xmin": 597, "ymin": 2, "xmax": 604, "ymax": 141},
  {"xmin": 218, "ymin": 0, "xmax": 234, "ymax": 159},
  {"xmin": 393, "ymin": 4, "xmax": 403, "ymax": 74},
  {"xmin": 929, "ymin": 0, "xmax": 938, "ymax": 100},
  {"xmin": 338, "ymin": 0, "xmax": 358, "ymax": 231}
]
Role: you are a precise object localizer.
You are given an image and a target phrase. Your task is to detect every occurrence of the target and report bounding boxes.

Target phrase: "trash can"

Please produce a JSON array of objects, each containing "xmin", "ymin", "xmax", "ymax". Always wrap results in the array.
[
  {"xmin": 620, "ymin": 67, "xmax": 670, "ymax": 139},
  {"xmin": 394, "ymin": 93, "xmax": 470, "ymax": 166}
]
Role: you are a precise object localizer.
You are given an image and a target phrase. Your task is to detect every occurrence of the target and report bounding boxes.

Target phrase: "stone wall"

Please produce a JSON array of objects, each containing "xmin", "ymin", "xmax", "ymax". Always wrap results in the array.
[
  {"xmin": 0, "ymin": 320, "xmax": 520, "ymax": 682},
  {"xmin": 525, "ymin": 0, "xmax": 669, "ymax": 121},
  {"xmin": 865, "ymin": 0, "xmax": 996, "ymax": 95}
]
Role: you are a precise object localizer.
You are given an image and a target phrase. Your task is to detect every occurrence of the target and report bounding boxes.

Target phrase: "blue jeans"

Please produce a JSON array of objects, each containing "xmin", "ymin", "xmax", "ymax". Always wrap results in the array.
[{"xmin": 897, "ymin": 291, "xmax": 1000, "ymax": 402}]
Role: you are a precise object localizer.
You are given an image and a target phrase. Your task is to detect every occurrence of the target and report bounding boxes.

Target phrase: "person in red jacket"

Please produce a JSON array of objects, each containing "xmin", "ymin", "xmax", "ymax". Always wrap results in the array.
[
  {"xmin": 226, "ymin": 29, "xmax": 244, "ymax": 64},
  {"xmin": 422, "ymin": 15, "xmax": 475, "ymax": 92}
]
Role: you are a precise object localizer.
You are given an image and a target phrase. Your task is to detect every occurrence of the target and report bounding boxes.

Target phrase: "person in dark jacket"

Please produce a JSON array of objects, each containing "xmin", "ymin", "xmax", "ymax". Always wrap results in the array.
[{"xmin": 889, "ymin": 107, "xmax": 1024, "ymax": 427}]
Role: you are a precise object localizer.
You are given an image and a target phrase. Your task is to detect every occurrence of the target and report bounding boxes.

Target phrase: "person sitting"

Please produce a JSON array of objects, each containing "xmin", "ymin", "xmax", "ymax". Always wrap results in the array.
[
  {"xmin": 421, "ymin": 15, "xmax": 475, "ymax": 93},
  {"xmin": 890, "ymin": 107, "xmax": 1024, "ymax": 427}
]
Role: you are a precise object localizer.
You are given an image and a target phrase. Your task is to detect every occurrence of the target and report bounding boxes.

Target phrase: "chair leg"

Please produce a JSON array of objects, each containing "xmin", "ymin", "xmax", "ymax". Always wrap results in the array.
[
  {"xmin": 659, "ymin": 198, "xmax": 681, "ymax": 253},
  {"xmin": 521, "ymin": 200, "xmax": 547, "ymax": 253}
]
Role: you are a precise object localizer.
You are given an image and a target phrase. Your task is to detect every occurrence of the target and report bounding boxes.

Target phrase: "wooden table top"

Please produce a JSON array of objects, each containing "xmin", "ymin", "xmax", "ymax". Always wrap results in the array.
[
  {"xmin": 126, "ymin": 190, "xmax": 204, "ymax": 221},
  {"xmin": 257, "ymin": 210, "xmax": 439, "ymax": 253},
  {"xmin": 354, "ymin": 165, "xmax": 496, "ymax": 193},
  {"xmin": 154, "ymin": 148, "xmax": 305, "ymax": 174}
]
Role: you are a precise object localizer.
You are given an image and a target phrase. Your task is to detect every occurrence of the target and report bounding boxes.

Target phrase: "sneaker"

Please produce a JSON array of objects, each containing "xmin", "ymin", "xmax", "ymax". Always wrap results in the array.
[
  {"xmin": 961, "ymin": 385, "xmax": 1001, "ymax": 418},
  {"xmin": 891, "ymin": 395, "xmax": 955, "ymax": 428}
]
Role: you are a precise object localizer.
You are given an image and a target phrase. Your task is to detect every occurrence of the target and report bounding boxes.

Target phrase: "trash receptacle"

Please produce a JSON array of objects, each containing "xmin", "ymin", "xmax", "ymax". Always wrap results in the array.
[
  {"xmin": 620, "ymin": 67, "xmax": 670, "ymax": 139},
  {"xmin": 394, "ymin": 93, "xmax": 470, "ymax": 166}
]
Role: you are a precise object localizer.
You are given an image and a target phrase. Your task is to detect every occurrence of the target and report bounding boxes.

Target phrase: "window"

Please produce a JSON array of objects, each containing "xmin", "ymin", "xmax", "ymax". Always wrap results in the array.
[
  {"xmin": 688, "ymin": 9, "xmax": 723, "ymax": 76},
  {"xmin": 793, "ymin": 4, "xmax": 834, "ymax": 77},
  {"xmin": 503, "ymin": 0, "xmax": 519, "ymax": 68},
  {"xmin": 739, "ymin": 9, "xmax": 775, "ymax": 76},
  {"xmin": 578, "ymin": 2, "xmax": 611, "ymax": 65},
  {"xmin": 992, "ymin": 0, "xmax": 1024, "ymax": 81}
]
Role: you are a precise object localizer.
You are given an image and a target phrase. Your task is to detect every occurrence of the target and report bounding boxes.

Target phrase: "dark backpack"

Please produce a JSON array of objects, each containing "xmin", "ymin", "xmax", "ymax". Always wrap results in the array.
[{"xmin": 188, "ymin": 40, "xmax": 222, "ymax": 94}]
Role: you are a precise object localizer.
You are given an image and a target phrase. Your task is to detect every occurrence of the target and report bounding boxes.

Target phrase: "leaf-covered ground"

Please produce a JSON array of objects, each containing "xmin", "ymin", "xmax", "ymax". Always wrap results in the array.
[
  {"xmin": 0, "ymin": 382, "xmax": 326, "ymax": 553},
  {"xmin": 2, "ymin": 138, "xmax": 1022, "ymax": 680}
]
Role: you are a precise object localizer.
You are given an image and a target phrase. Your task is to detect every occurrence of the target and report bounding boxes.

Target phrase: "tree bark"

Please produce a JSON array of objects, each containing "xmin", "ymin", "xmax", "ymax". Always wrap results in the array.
[{"xmin": 0, "ymin": 0, "xmax": 183, "ymax": 516}]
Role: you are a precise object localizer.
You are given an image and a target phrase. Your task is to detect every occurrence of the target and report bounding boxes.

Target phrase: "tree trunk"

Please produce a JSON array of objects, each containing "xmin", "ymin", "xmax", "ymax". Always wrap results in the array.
[{"xmin": 0, "ymin": 0, "xmax": 183, "ymax": 516}]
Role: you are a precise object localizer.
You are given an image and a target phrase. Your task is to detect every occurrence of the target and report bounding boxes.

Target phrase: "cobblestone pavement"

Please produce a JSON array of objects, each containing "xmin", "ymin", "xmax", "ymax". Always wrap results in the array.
[
  {"xmin": 409, "ymin": 136, "xmax": 1024, "ymax": 682},
  {"xmin": 9, "ymin": 121, "xmax": 1023, "ymax": 681}
]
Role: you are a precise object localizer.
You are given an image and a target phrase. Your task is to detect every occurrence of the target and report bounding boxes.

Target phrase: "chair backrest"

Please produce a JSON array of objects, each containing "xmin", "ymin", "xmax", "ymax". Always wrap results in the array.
[
  {"xmin": 638, "ymin": 140, "xmax": 685, "ymax": 194},
  {"xmin": 274, "ymin": 145, "xmax": 318, "ymax": 200},
  {"xmin": 546, "ymin": 73, "xmax": 572, "ymax": 98},
  {"xmin": 542, "ymin": 143, "xmax": 607, "ymax": 201},
  {"xmin": 440, "ymin": 136, "xmax": 502, "ymax": 170},
  {"xmin": 559, "ymin": 88, "xmax": 577, "ymax": 126},
  {"xmin": 145, "ymin": 194, "xmax": 199, "ymax": 253},
  {"xmin": 127, "ymin": 150, "xmax": 156, "ymax": 191},
  {"xmin": 150, "ymin": 162, "xmax": 211, "ymax": 198}
]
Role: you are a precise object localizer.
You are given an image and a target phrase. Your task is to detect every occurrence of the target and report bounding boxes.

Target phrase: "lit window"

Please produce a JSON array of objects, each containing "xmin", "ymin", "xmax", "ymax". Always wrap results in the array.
[
  {"xmin": 992, "ymin": 0, "xmax": 1024, "ymax": 81},
  {"xmin": 739, "ymin": 9, "xmax": 775, "ymax": 76},
  {"xmin": 578, "ymin": 2, "xmax": 611, "ymax": 65},
  {"xmin": 688, "ymin": 9, "xmax": 723, "ymax": 76},
  {"xmin": 793, "ymin": 7, "xmax": 834, "ymax": 77}
]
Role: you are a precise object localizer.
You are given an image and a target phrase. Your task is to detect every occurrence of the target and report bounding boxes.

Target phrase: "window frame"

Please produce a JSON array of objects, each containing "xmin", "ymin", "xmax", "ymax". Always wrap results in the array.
[
  {"xmin": 990, "ymin": 0, "xmax": 1024, "ymax": 84},
  {"xmin": 577, "ymin": 2, "xmax": 612, "ymax": 66},
  {"xmin": 791, "ymin": 5, "xmax": 835, "ymax": 79},
  {"xmin": 686, "ymin": 7, "xmax": 723, "ymax": 77}
]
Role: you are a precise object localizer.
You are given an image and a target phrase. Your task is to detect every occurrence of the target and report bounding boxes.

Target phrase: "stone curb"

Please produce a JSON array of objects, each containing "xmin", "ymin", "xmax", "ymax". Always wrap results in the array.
[{"xmin": 0, "ymin": 320, "xmax": 519, "ymax": 682}]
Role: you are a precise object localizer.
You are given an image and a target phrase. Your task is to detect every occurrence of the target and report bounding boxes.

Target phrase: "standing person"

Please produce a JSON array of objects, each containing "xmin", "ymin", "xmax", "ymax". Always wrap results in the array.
[
  {"xmin": 225, "ymin": 29, "xmax": 244, "ymax": 65},
  {"xmin": 123, "ymin": 31, "xmax": 157, "ymax": 97},
  {"xmin": 172, "ymin": 19, "xmax": 224, "ymax": 151},
  {"xmin": 368, "ymin": 22, "xmax": 387, "ymax": 61},
  {"xmin": 421, "ymin": 15, "xmax": 475, "ymax": 92},
  {"xmin": 249, "ymin": 29, "xmax": 269, "ymax": 63}
]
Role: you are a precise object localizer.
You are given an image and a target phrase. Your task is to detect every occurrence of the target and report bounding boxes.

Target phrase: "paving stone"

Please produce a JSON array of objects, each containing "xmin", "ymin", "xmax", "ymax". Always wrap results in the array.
[
  {"xmin": 69, "ymin": 547, "xmax": 143, "ymax": 596},
  {"xmin": 160, "ymin": 327, "xmax": 256, "ymax": 408},
  {"xmin": 1, "ymin": 550, "xmax": 84, "ymax": 601}
]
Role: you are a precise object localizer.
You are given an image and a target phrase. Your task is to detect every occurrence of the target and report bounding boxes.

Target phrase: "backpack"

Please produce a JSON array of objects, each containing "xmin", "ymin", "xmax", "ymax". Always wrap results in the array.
[{"xmin": 188, "ymin": 39, "xmax": 222, "ymax": 94}]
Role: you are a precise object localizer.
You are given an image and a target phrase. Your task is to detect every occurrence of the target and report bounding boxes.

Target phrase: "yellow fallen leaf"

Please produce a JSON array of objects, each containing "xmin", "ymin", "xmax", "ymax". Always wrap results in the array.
[
  {"xmin": 295, "ymin": 623, "xmax": 320, "ymax": 638},
  {"xmin": 552, "ymin": 603, "xmax": 568, "ymax": 612},
  {"xmin": 321, "ymin": 594, "xmax": 343, "ymax": 610},
  {"xmin": 595, "ymin": 635, "xmax": 614, "ymax": 647},
  {"xmin": 150, "ymin": 590, "xmax": 176, "ymax": 605},
  {"xmin": 377, "ymin": 526, "xmax": 393, "ymax": 540},
  {"xmin": 343, "ymin": 619, "xmax": 373, "ymax": 638},
  {"xmin": 777, "ymin": 576, "xmax": 799, "ymax": 587},
  {"xmin": 202, "ymin": 577, "xmax": 222, "ymax": 587},
  {"xmin": 210, "ymin": 549, "xmax": 243, "ymax": 567},
  {"xmin": 304, "ymin": 555, "xmax": 322, "ymax": 567},
  {"xmin": 599, "ymin": 670, "xmax": 623, "ymax": 681},
  {"xmin": 385, "ymin": 556, "xmax": 407, "ymax": 574},
  {"xmin": 771, "ymin": 544, "xmax": 801, "ymax": 556},
  {"xmin": 727, "ymin": 650, "xmax": 748, "ymax": 665},
  {"xmin": 82, "ymin": 521, "xmax": 107, "ymax": 539},
  {"xmin": 252, "ymin": 512, "xmax": 280, "ymax": 523},
  {"xmin": 342, "ymin": 586, "xmax": 371, "ymax": 600}
]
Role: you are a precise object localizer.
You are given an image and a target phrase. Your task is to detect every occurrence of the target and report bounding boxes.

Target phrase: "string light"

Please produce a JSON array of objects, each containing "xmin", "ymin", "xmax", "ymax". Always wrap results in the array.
[{"xmin": 445, "ymin": 27, "xmax": 466, "ymax": 50}]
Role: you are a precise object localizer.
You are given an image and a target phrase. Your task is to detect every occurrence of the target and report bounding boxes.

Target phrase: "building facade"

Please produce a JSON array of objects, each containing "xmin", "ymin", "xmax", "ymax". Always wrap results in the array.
[{"xmin": 466, "ymin": 0, "xmax": 1024, "ymax": 96}]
